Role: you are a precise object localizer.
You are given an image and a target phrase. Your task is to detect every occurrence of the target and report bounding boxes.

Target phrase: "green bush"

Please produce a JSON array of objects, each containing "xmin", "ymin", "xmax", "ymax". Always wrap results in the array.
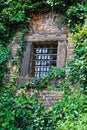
[
  {"xmin": 28, "ymin": 67, "xmax": 65, "ymax": 89},
  {"xmin": 47, "ymin": 0, "xmax": 87, "ymax": 29},
  {"xmin": 66, "ymin": 3, "xmax": 87, "ymax": 28},
  {"xmin": 57, "ymin": 113, "xmax": 87, "ymax": 130},
  {"xmin": 0, "ymin": 0, "xmax": 48, "ymax": 86},
  {"xmin": 68, "ymin": 20, "xmax": 87, "ymax": 90},
  {"xmin": 0, "ymin": 45, "xmax": 9, "ymax": 86},
  {"xmin": 0, "ymin": 69, "xmax": 87, "ymax": 129},
  {"xmin": 0, "ymin": 85, "xmax": 86, "ymax": 129}
]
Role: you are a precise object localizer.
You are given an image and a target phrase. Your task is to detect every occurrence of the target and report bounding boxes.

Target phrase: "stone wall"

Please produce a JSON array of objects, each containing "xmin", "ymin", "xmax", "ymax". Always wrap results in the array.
[
  {"xmin": 27, "ymin": 13, "xmax": 66, "ymax": 41},
  {"xmin": 6, "ymin": 12, "xmax": 74, "ymax": 84},
  {"xmin": 16, "ymin": 88, "xmax": 62, "ymax": 108},
  {"xmin": 6, "ymin": 12, "xmax": 74, "ymax": 108},
  {"xmin": 35, "ymin": 90, "xmax": 62, "ymax": 108},
  {"xmin": 67, "ymin": 31, "xmax": 74, "ymax": 61},
  {"xmin": 18, "ymin": 12, "xmax": 67, "ymax": 83},
  {"xmin": 5, "ymin": 32, "xmax": 22, "ymax": 83},
  {"xmin": 27, "ymin": 12, "xmax": 74, "ymax": 64}
]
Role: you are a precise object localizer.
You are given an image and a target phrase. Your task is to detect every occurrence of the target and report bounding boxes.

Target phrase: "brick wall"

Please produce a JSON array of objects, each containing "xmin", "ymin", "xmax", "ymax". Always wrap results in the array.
[
  {"xmin": 6, "ymin": 12, "xmax": 74, "ymax": 108},
  {"xmin": 6, "ymin": 12, "xmax": 74, "ymax": 82},
  {"xmin": 35, "ymin": 90, "xmax": 62, "ymax": 108},
  {"xmin": 27, "ymin": 13, "xmax": 66, "ymax": 41},
  {"xmin": 5, "ymin": 32, "xmax": 22, "ymax": 83},
  {"xmin": 16, "ymin": 88, "xmax": 62, "ymax": 108},
  {"xmin": 67, "ymin": 31, "xmax": 74, "ymax": 61}
]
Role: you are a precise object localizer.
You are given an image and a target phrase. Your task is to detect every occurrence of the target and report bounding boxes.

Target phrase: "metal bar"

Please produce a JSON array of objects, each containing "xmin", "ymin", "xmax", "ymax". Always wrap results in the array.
[
  {"xmin": 32, "ymin": 43, "xmax": 57, "ymax": 77},
  {"xmin": 34, "ymin": 48, "xmax": 57, "ymax": 49},
  {"xmin": 33, "ymin": 54, "xmax": 57, "ymax": 56},
  {"xmin": 33, "ymin": 60, "xmax": 56, "ymax": 61}
]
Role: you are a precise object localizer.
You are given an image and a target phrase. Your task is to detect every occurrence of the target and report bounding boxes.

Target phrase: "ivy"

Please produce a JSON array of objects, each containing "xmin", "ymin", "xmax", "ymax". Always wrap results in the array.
[
  {"xmin": 0, "ymin": 45, "xmax": 10, "ymax": 86},
  {"xmin": 28, "ymin": 67, "xmax": 65, "ymax": 89},
  {"xmin": 0, "ymin": 73, "xmax": 87, "ymax": 129},
  {"xmin": 0, "ymin": 45, "xmax": 9, "ymax": 63},
  {"xmin": 0, "ymin": 0, "xmax": 48, "ymax": 86},
  {"xmin": 47, "ymin": 0, "xmax": 87, "ymax": 29},
  {"xmin": 68, "ymin": 20, "xmax": 87, "ymax": 90},
  {"xmin": 0, "ymin": 0, "xmax": 87, "ymax": 129}
]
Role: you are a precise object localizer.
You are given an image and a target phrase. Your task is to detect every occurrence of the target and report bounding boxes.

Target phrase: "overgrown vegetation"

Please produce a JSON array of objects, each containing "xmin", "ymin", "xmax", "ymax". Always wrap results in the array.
[
  {"xmin": 0, "ymin": 0, "xmax": 45, "ymax": 86},
  {"xmin": 68, "ymin": 20, "xmax": 87, "ymax": 91},
  {"xmin": 28, "ymin": 67, "xmax": 65, "ymax": 90},
  {"xmin": 47, "ymin": 0, "xmax": 87, "ymax": 29},
  {"xmin": 0, "ymin": 0, "xmax": 87, "ymax": 129},
  {"xmin": 0, "ymin": 70, "xmax": 87, "ymax": 129}
]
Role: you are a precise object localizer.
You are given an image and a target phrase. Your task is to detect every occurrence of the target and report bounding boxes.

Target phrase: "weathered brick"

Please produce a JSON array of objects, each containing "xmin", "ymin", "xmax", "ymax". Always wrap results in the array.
[
  {"xmin": 6, "ymin": 12, "xmax": 74, "ymax": 106},
  {"xmin": 35, "ymin": 90, "xmax": 62, "ymax": 108}
]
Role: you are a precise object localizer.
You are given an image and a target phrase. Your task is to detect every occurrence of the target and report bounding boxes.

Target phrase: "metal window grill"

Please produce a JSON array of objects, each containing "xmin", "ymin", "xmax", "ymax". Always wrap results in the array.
[{"xmin": 32, "ymin": 43, "xmax": 57, "ymax": 77}]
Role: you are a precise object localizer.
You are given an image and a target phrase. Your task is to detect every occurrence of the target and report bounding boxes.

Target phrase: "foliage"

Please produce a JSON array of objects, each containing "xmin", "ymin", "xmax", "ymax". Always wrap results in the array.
[
  {"xmin": 0, "ymin": 0, "xmax": 87, "ymax": 86},
  {"xmin": 57, "ymin": 113, "xmax": 87, "ymax": 130},
  {"xmin": 0, "ymin": 45, "xmax": 9, "ymax": 86},
  {"xmin": 0, "ymin": 70, "xmax": 52, "ymax": 130},
  {"xmin": 52, "ymin": 90, "xmax": 87, "ymax": 130},
  {"xmin": 0, "ymin": 70, "xmax": 87, "ymax": 129},
  {"xmin": 47, "ymin": 0, "xmax": 87, "ymax": 29},
  {"xmin": 68, "ymin": 20, "xmax": 87, "ymax": 90},
  {"xmin": 0, "ymin": 0, "xmax": 47, "ymax": 46},
  {"xmin": 28, "ymin": 67, "xmax": 65, "ymax": 89},
  {"xmin": 47, "ymin": 0, "xmax": 86, "ymax": 11},
  {"xmin": 66, "ymin": 3, "xmax": 87, "ymax": 29},
  {"xmin": 14, "ymin": 93, "xmax": 50, "ymax": 130},
  {"xmin": 0, "ymin": 70, "xmax": 17, "ymax": 129},
  {"xmin": 0, "ymin": 0, "xmax": 45, "ymax": 86},
  {"xmin": 0, "ymin": 28, "xmax": 27, "ymax": 86},
  {"xmin": 0, "ymin": 0, "xmax": 87, "ymax": 129},
  {"xmin": 0, "ymin": 45, "xmax": 9, "ymax": 64}
]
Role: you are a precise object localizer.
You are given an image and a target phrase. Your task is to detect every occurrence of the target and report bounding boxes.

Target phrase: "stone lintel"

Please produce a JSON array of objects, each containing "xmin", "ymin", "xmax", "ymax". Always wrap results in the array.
[{"xmin": 27, "ymin": 34, "xmax": 66, "ymax": 42}]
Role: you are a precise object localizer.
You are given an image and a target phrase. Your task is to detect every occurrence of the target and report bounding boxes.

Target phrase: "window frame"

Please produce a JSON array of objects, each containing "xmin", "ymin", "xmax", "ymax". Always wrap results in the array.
[{"xmin": 18, "ymin": 40, "xmax": 67, "ymax": 84}]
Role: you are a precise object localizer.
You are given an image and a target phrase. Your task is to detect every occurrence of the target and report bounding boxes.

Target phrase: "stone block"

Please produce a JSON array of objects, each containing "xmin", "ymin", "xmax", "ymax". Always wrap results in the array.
[{"xmin": 57, "ymin": 42, "xmax": 67, "ymax": 69}]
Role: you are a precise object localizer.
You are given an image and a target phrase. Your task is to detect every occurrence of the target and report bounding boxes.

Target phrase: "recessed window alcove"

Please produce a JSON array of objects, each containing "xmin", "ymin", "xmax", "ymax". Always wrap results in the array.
[{"xmin": 29, "ymin": 41, "xmax": 58, "ymax": 77}]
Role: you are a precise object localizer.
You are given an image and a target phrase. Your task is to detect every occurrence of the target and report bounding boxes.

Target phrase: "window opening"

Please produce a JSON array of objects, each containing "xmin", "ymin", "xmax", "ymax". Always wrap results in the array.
[{"xmin": 31, "ymin": 42, "xmax": 58, "ymax": 77}]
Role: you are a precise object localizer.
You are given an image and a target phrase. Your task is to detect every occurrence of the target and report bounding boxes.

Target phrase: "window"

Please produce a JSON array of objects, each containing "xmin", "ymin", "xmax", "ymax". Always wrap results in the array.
[
  {"xmin": 30, "ymin": 42, "xmax": 58, "ymax": 77},
  {"xmin": 18, "ymin": 41, "xmax": 67, "ymax": 84}
]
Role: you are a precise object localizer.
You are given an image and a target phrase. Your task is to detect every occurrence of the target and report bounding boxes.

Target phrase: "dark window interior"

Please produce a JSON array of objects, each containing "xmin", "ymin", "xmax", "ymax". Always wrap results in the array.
[{"xmin": 30, "ymin": 42, "xmax": 58, "ymax": 77}]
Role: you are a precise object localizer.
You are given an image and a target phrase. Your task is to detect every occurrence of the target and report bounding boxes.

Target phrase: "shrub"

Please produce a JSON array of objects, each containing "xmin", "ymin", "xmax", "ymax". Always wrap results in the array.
[
  {"xmin": 0, "ymin": 45, "xmax": 9, "ymax": 86},
  {"xmin": 68, "ymin": 20, "xmax": 87, "ymax": 90}
]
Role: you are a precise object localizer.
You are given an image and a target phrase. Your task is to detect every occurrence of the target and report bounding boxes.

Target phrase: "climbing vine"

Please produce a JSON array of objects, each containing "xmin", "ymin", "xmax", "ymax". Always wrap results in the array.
[{"xmin": 0, "ymin": 0, "xmax": 87, "ymax": 129}]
